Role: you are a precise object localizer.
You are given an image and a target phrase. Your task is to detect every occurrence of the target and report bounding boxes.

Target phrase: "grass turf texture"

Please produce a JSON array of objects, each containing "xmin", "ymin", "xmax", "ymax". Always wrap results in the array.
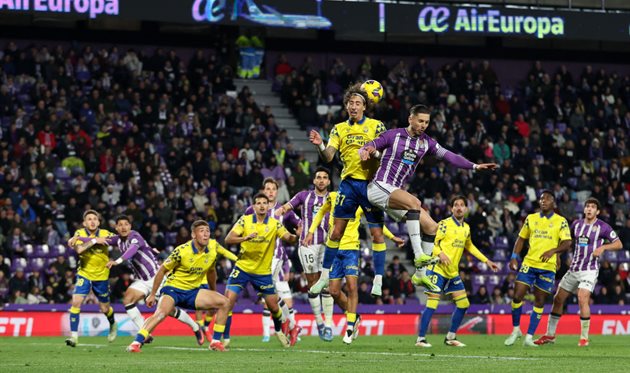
[{"xmin": 1, "ymin": 335, "xmax": 627, "ymax": 372}]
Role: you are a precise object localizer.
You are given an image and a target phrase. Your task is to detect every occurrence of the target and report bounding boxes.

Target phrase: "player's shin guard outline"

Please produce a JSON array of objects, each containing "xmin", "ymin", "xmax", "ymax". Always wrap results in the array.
[
  {"xmin": 321, "ymin": 291, "xmax": 334, "ymax": 327},
  {"xmin": 406, "ymin": 210, "xmax": 422, "ymax": 257},
  {"xmin": 134, "ymin": 328, "xmax": 149, "ymax": 344},
  {"xmin": 373, "ymin": 242, "xmax": 386, "ymax": 277},
  {"xmin": 580, "ymin": 316, "xmax": 590, "ymax": 340},
  {"xmin": 547, "ymin": 312, "xmax": 561, "ymax": 336},
  {"xmin": 421, "ymin": 234, "xmax": 435, "ymax": 255},
  {"xmin": 212, "ymin": 324, "xmax": 225, "ymax": 341},
  {"xmin": 125, "ymin": 303, "xmax": 145, "ymax": 330},
  {"xmin": 511, "ymin": 301, "xmax": 523, "ymax": 327},
  {"xmin": 527, "ymin": 306, "xmax": 544, "ymax": 335},
  {"xmin": 69, "ymin": 306, "xmax": 81, "ymax": 332},
  {"xmin": 224, "ymin": 311, "xmax": 233, "ymax": 339},
  {"xmin": 271, "ymin": 309, "xmax": 283, "ymax": 332},
  {"xmin": 450, "ymin": 295, "xmax": 470, "ymax": 334},
  {"xmin": 419, "ymin": 297, "xmax": 438, "ymax": 337}
]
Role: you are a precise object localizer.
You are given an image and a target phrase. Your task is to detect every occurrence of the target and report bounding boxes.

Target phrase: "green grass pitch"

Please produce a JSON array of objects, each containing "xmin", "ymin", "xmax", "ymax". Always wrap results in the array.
[{"xmin": 1, "ymin": 335, "xmax": 627, "ymax": 372}]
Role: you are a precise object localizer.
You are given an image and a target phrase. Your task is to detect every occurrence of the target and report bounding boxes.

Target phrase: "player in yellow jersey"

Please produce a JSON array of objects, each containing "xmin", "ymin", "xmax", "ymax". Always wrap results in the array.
[
  {"xmin": 416, "ymin": 196, "xmax": 498, "ymax": 348},
  {"xmin": 504, "ymin": 190, "xmax": 572, "ymax": 347},
  {"xmin": 304, "ymin": 190, "xmax": 404, "ymax": 344},
  {"xmin": 65, "ymin": 210, "xmax": 117, "ymax": 347},
  {"xmin": 308, "ymin": 83, "xmax": 392, "ymax": 297},
  {"xmin": 126, "ymin": 220, "xmax": 231, "ymax": 352},
  {"xmin": 221, "ymin": 193, "xmax": 298, "ymax": 348}
]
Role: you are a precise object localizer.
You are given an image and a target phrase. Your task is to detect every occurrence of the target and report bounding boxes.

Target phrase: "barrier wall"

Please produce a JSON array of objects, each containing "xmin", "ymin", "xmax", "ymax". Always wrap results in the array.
[{"xmin": 3, "ymin": 311, "xmax": 630, "ymax": 337}]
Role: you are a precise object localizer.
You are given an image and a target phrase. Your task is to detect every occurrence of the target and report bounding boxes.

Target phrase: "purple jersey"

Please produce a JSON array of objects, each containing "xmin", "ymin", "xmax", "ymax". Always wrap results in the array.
[
  {"xmin": 288, "ymin": 190, "xmax": 329, "ymax": 245},
  {"xmin": 108, "ymin": 231, "xmax": 159, "ymax": 281},
  {"xmin": 366, "ymin": 128, "xmax": 474, "ymax": 188},
  {"xmin": 569, "ymin": 219, "xmax": 619, "ymax": 272}
]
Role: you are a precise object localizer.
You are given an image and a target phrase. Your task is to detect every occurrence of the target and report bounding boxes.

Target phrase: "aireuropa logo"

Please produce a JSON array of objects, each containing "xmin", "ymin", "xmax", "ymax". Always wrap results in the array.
[
  {"xmin": 418, "ymin": 6, "xmax": 564, "ymax": 39},
  {"xmin": 191, "ymin": 0, "xmax": 225, "ymax": 23},
  {"xmin": 0, "ymin": 0, "xmax": 118, "ymax": 19}
]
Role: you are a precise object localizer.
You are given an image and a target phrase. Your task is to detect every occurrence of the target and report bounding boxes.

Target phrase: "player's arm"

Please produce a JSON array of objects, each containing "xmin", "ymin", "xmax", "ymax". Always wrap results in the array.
[
  {"xmin": 383, "ymin": 225, "xmax": 405, "ymax": 247},
  {"xmin": 510, "ymin": 216, "xmax": 531, "ymax": 270},
  {"xmin": 432, "ymin": 142, "xmax": 498, "ymax": 171},
  {"xmin": 276, "ymin": 192, "xmax": 303, "ymax": 217},
  {"xmin": 304, "ymin": 195, "xmax": 331, "ymax": 246},
  {"xmin": 225, "ymin": 217, "xmax": 257, "ymax": 245},
  {"xmin": 277, "ymin": 221, "xmax": 298, "ymax": 245},
  {"xmin": 540, "ymin": 219, "xmax": 573, "ymax": 262},
  {"xmin": 107, "ymin": 241, "xmax": 139, "ymax": 269},
  {"xmin": 146, "ymin": 265, "xmax": 169, "ymax": 307},
  {"xmin": 358, "ymin": 134, "xmax": 388, "ymax": 161},
  {"xmin": 70, "ymin": 236, "xmax": 108, "ymax": 255},
  {"xmin": 593, "ymin": 227, "xmax": 623, "ymax": 258},
  {"xmin": 309, "ymin": 128, "xmax": 336, "ymax": 163},
  {"xmin": 435, "ymin": 221, "xmax": 452, "ymax": 266},
  {"xmin": 206, "ymin": 268, "xmax": 217, "ymax": 291},
  {"xmin": 217, "ymin": 244, "xmax": 238, "ymax": 262},
  {"xmin": 465, "ymin": 235, "xmax": 499, "ymax": 272}
]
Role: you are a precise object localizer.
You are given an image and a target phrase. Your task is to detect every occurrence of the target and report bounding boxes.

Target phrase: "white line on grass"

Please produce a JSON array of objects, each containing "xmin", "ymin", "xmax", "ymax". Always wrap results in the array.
[{"xmin": 154, "ymin": 346, "xmax": 540, "ymax": 361}]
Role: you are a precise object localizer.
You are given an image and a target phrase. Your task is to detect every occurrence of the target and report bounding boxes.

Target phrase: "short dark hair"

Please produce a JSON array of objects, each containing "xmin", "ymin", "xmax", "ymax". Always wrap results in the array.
[
  {"xmin": 254, "ymin": 193, "xmax": 269, "ymax": 202},
  {"xmin": 262, "ymin": 177, "xmax": 279, "ymax": 189},
  {"xmin": 314, "ymin": 167, "xmax": 331, "ymax": 177},
  {"xmin": 450, "ymin": 195, "xmax": 467, "ymax": 207},
  {"xmin": 343, "ymin": 82, "xmax": 370, "ymax": 108},
  {"xmin": 539, "ymin": 189, "xmax": 554, "ymax": 200},
  {"xmin": 190, "ymin": 220, "xmax": 210, "ymax": 232},
  {"xmin": 115, "ymin": 215, "xmax": 131, "ymax": 224},
  {"xmin": 584, "ymin": 197, "xmax": 601, "ymax": 210},
  {"xmin": 410, "ymin": 104, "xmax": 431, "ymax": 116},
  {"xmin": 82, "ymin": 210, "xmax": 100, "ymax": 221}
]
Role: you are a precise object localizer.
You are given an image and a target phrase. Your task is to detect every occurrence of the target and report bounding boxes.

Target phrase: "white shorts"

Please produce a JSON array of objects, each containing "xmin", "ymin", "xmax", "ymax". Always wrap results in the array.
[
  {"xmin": 367, "ymin": 181, "xmax": 407, "ymax": 222},
  {"xmin": 275, "ymin": 281, "xmax": 292, "ymax": 300},
  {"xmin": 129, "ymin": 275, "xmax": 162, "ymax": 298},
  {"xmin": 558, "ymin": 270, "xmax": 598, "ymax": 293},
  {"xmin": 298, "ymin": 244, "xmax": 325, "ymax": 274}
]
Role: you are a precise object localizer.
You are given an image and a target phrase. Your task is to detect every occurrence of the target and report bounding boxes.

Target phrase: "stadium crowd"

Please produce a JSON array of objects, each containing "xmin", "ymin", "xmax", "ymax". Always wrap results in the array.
[{"xmin": 0, "ymin": 40, "xmax": 629, "ymax": 308}]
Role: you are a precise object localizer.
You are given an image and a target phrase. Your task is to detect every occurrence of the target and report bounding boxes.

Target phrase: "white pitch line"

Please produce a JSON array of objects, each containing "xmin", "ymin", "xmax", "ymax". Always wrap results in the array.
[{"xmin": 154, "ymin": 346, "xmax": 540, "ymax": 361}]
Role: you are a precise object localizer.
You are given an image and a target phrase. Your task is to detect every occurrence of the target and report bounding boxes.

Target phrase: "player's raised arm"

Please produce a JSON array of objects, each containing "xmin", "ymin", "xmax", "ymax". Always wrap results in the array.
[
  {"xmin": 309, "ymin": 129, "xmax": 336, "ymax": 163},
  {"xmin": 217, "ymin": 243, "xmax": 238, "ymax": 262},
  {"xmin": 432, "ymin": 142, "xmax": 498, "ymax": 171},
  {"xmin": 225, "ymin": 217, "xmax": 257, "ymax": 245},
  {"xmin": 593, "ymin": 236, "xmax": 623, "ymax": 258},
  {"xmin": 383, "ymin": 224, "xmax": 405, "ymax": 247}
]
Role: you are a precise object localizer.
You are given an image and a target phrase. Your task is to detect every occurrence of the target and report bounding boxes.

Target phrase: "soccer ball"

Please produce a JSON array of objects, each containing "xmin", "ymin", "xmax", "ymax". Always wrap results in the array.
[{"xmin": 361, "ymin": 80, "xmax": 384, "ymax": 104}]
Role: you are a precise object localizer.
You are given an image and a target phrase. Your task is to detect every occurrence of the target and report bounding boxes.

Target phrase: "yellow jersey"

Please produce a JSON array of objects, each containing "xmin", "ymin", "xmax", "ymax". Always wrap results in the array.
[
  {"xmin": 73, "ymin": 228, "xmax": 115, "ymax": 281},
  {"xmin": 432, "ymin": 217, "xmax": 489, "ymax": 279},
  {"xmin": 201, "ymin": 245, "xmax": 238, "ymax": 286},
  {"xmin": 309, "ymin": 191, "xmax": 395, "ymax": 250},
  {"xmin": 163, "ymin": 239, "xmax": 225, "ymax": 290},
  {"xmin": 519, "ymin": 212, "xmax": 571, "ymax": 272},
  {"xmin": 327, "ymin": 117, "xmax": 386, "ymax": 180},
  {"xmin": 231, "ymin": 214, "xmax": 288, "ymax": 275}
]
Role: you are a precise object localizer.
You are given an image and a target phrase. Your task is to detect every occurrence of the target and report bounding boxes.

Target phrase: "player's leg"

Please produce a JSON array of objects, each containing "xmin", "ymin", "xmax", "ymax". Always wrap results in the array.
[
  {"xmin": 195, "ymin": 310, "xmax": 206, "ymax": 330},
  {"xmin": 576, "ymin": 274, "xmax": 595, "ymax": 346},
  {"xmin": 445, "ymin": 289, "xmax": 469, "ymax": 347},
  {"xmin": 536, "ymin": 282, "xmax": 572, "ymax": 345},
  {"xmin": 222, "ymin": 290, "xmax": 240, "ymax": 347},
  {"xmin": 417, "ymin": 292, "xmax": 440, "ymax": 348},
  {"xmin": 504, "ymin": 279, "xmax": 529, "ymax": 346},
  {"xmin": 413, "ymin": 211, "xmax": 439, "ymax": 285},
  {"xmin": 128, "ymin": 294, "xmax": 176, "ymax": 352},
  {"xmin": 299, "ymin": 244, "xmax": 325, "ymax": 335},
  {"xmin": 310, "ymin": 218, "xmax": 350, "ymax": 294},
  {"xmin": 260, "ymin": 299, "xmax": 271, "ymax": 342},
  {"xmin": 343, "ymin": 273, "xmax": 360, "ymax": 344},
  {"xmin": 123, "ymin": 285, "xmax": 148, "ymax": 332},
  {"xmin": 94, "ymin": 280, "xmax": 117, "ymax": 343},
  {"xmin": 278, "ymin": 290, "xmax": 300, "ymax": 345},
  {"xmin": 523, "ymin": 285, "xmax": 548, "ymax": 347},
  {"xmin": 263, "ymin": 293, "xmax": 290, "ymax": 347},
  {"xmin": 66, "ymin": 292, "xmax": 85, "ymax": 347},
  {"xmin": 368, "ymin": 224, "xmax": 386, "ymax": 296},
  {"xmin": 195, "ymin": 289, "xmax": 230, "ymax": 351}
]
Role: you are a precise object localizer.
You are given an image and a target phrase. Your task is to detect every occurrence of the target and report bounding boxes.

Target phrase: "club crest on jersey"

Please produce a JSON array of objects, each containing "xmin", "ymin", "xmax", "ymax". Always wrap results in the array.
[{"xmin": 363, "ymin": 127, "xmax": 368, "ymax": 133}]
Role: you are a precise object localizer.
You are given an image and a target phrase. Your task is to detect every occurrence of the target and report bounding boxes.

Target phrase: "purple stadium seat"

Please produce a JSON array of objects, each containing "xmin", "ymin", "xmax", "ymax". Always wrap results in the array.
[
  {"xmin": 494, "ymin": 236, "xmax": 509, "ymax": 250},
  {"xmin": 556, "ymin": 122, "xmax": 567, "ymax": 133},
  {"xmin": 30, "ymin": 258, "xmax": 46, "ymax": 272},
  {"xmin": 11, "ymin": 258, "xmax": 28, "ymax": 272},
  {"xmin": 605, "ymin": 250, "xmax": 618, "ymax": 262},
  {"xmin": 24, "ymin": 244, "xmax": 34, "ymax": 257},
  {"xmin": 386, "ymin": 222, "xmax": 399, "ymax": 236},
  {"xmin": 493, "ymin": 249, "xmax": 507, "ymax": 262}
]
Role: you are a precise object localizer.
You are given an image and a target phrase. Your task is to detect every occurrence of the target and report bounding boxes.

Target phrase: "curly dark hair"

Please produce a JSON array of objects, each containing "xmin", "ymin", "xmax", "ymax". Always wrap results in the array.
[{"xmin": 343, "ymin": 82, "xmax": 371, "ymax": 110}]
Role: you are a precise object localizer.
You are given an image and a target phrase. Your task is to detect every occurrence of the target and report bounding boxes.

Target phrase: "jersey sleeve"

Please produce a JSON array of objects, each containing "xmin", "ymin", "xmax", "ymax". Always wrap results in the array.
[
  {"xmin": 367, "ymin": 130, "xmax": 391, "ymax": 151},
  {"xmin": 231, "ymin": 216, "xmax": 246, "ymax": 236},
  {"xmin": 309, "ymin": 194, "xmax": 331, "ymax": 234},
  {"xmin": 244, "ymin": 206, "xmax": 254, "ymax": 215},
  {"xmin": 288, "ymin": 191, "xmax": 306, "ymax": 210},
  {"xmin": 558, "ymin": 218, "xmax": 571, "ymax": 241},
  {"xmin": 327, "ymin": 125, "xmax": 340, "ymax": 150},
  {"xmin": 465, "ymin": 228, "xmax": 489, "ymax": 263},
  {"xmin": 217, "ymin": 243, "xmax": 238, "ymax": 262},
  {"xmin": 518, "ymin": 216, "xmax": 531, "ymax": 239},
  {"xmin": 374, "ymin": 120, "xmax": 386, "ymax": 137},
  {"xmin": 163, "ymin": 246, "xmax": 182, "ymax": 271},
  {"xmin": 275, "ymin": 220, "xmax": 289, "ymax": 239},
  {"xmin": 604, "ymin": 224, "xmax": 620, "ymax": 243},
  {"xmin": 435, "ymin": 220, "xmax": 447, "ymax": 249}
]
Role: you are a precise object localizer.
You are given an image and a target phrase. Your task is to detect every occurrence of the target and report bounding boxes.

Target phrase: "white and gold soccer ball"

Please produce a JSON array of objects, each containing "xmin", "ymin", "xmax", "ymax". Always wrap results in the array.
[{"xmin": 361, "ymin": 79, "xmax": 384, "ymax": 104}]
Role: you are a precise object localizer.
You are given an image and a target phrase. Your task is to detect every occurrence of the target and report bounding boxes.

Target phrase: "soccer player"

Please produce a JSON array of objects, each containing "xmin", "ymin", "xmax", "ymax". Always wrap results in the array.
[
  {"xmin": 275, "ymin": 167, "xmax": 334, "ymax": 341},
  {"xmin": 359, "ymin": 104, "xmax": 497, "ymax": 293},
  {"xmin": 65, "ymin": 210, "xmax": 117, "ymax": 347},
  {"xmin": 416, "ymin": 196, "xmax": 499, "ymax": 348},
  {"xmin": 504, "ymin": 190, "xmax": 572, "ymax": 347},
  {"xmin": 104, "ymin": 215, "xmax": 214, "ymax": 345},
  {"xmin": 535, "ymin": 198, "xmax": 621, "ymax": 347},
  {"xmin": 246, "ymin": 178, "xmax": 301, "ymax": 344},
  {"xmin": 308, "ymin": 83, "xmax": 389, "ymax": 297},
  {"xmin": 126, "ymin": 220, "xmax": 231, "ymax": 352},
  {"xmin": 221, "ymin": 193, "xmax": 299, "ymax": 348},
  {"xmin": 305, "ymin": 190, "xmax": 404, "ymax": 344}
]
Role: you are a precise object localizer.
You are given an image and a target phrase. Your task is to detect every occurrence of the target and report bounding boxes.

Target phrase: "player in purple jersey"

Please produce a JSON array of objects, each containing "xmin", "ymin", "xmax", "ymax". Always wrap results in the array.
[
  {"xmin": 245, "ymin": 178, "xmax": 302, "ymax": 345},
  {"xmin": 276, "ymin": 167, "xmax": 335, "ymax": 341},
  {"xmin": 104, "ymin": 215, "xmax": 205, "ymax": 346},
  {"xmin": 535, "ymin": 198, "xmax": 622, "ymax": 347},
  {"xmin": 359, "ymin": 104, "xmax": 497, "ymax": 292}
]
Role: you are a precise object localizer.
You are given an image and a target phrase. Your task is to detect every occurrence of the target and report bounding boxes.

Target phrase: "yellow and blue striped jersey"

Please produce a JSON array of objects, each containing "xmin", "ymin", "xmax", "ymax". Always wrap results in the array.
[
  {"xmin": 231, "ymin": 214, "xmax": 289, "ymax": 275},
  {"xmin": 163, "ymin": 239, "xmax": 225, "ymax": 290},
  {"xmin": 519, "ymin": 212, "xmax": 571, "ymax": 272},
  {"xmin": 309, "ymin": 191, "xmax": 395, "ymax": 250},
  {"xmin": 432, "ymin": 217, "xmax": 489, "ymax": 279},
  {"xmin": 73, "ymin": 228, "xmax": 115, "ymax": 281},
  {"xmin": 327, "ymin": 117, "xmax": 386, "ymax": 180}
]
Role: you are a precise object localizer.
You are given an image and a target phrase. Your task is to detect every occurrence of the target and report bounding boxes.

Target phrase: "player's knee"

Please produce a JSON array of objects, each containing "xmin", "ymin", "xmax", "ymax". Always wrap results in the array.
[
  {"xmin": 328, "ymin": 287, "xmax": 340, "ymax": 298},
  {"xmin": 577, "ymin": 292, "xmax": 590, "ymax": 304},
  {"xmin": 410, "ymin": 197, "xmax": 421, "ymax": 211}
]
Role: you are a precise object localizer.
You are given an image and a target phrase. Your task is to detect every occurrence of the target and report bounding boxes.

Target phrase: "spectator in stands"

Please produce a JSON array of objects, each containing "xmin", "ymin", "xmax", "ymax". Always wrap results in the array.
[
  {"xmin": 358, "ymin": 281, "xmax": 376, "ymax": 305},
  {"xmin": 0, "ymin": 254, "xmax": 10, "ymax": 277},
  {"xmin": 6, "ymin": 227, "xmax": 27, "ymax": 259},
  {"xmin": 50, "ymin": 255, "xmax": 70, "ymax": 275},
  {"xmin": 471, "ymin": 285, "xmax": 491, "ymax": 304},
  {"xmin": 9, "ymin": 267, "xmax": 28, "ymax": 295},
  {"xmin": 491, "ymin": 287, "xmax": 505, "ymax": 305},
  {"xmin": 387, "ymin": 256, "xmax": 407, "ymax": 279},
  {"xmin": 377, "ymin": 287, "xmax": 395, "ymax": 305},
  {"xmin": 392, "ymin": 271, "xmax": 415, "ymax": 304},
  {"xmin": 0, "ymin": 270, "xmax": 9, "ymax": 303}
]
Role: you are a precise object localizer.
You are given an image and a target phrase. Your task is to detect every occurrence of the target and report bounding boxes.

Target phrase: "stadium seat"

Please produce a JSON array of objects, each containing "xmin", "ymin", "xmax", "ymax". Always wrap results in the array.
[{"xmin": 493, "ymin": 249, "xmax": 507, "ymax": 262}]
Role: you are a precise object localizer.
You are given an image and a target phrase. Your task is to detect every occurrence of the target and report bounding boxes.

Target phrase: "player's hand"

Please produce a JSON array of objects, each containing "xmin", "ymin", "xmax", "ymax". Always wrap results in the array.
[
  {"xmin": 68, "ymin": 236, "xmax": 79, "ymax": 246},
  {"xmin": 146, "ymin": 294, "xmax": 157, "ymax": 308},
  {"xmin": 392, "ymin": 236, "xmax": 405, "ymax": 248},
  {"xmin": 303, "ymin": 233, "xmax": 314, "ymax": 246},
  {"xmin": 274, "ymin": 207, "xmax": 285, "ymax": 217},
  {"xmin": 593, "ymin": 246, "xmax": 605, "ymax": 258},
  {"xmin": 438, "ymin": 252, "xmax": 451, "ymax": 266},
  {"xmin": 509, "ymin": 258, "xmax": 519, "ymax": 271},
  {"xmin": 486, "ymin": 260, "xmax": 499, "ymax": 272},
  {"xmin": 309, "ymin": 130, "xmax": 323, "ymax": 146},
  {"xmin": 295, "ymin": 224, "xmax": 303, "ymax": 239},
  {"xmin": 106, "ymin": 260, "xmax": 117, "ymax": 269},
  {"xmin": 245, "ymin": 232, "xmax": 258, "ymax": 241},
  {"xmin": 476, "ymin": 163, "xmax": 499, "ymax": 171},
  {"xmin": 540, "ymin": 250, "xmax": 555, "ymax": 262}
]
